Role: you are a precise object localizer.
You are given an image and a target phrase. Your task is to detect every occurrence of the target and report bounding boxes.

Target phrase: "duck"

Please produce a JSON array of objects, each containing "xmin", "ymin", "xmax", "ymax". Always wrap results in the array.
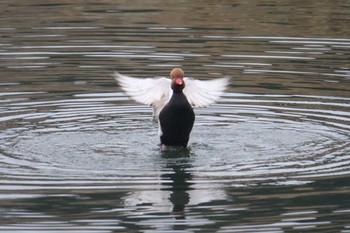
[{"xmin": 115, "ymin": 68, "xmax": 230, "ymax": 148}]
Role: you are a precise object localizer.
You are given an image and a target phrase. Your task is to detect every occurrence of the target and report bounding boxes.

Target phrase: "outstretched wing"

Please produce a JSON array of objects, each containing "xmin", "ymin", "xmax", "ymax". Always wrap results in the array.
[
  {"xmin": 114, "ymin": 72, "xmax": 171, "ymax": 120},
  {"xmin": 183, "ymin": 76, "xmax": 230, "ymax": 107}
]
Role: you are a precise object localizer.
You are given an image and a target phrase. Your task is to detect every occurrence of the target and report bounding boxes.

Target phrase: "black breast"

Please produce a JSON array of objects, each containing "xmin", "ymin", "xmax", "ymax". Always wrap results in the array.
[{"xmin": 159, "ymin": 92, "xmax": 195, "ymax": 147}]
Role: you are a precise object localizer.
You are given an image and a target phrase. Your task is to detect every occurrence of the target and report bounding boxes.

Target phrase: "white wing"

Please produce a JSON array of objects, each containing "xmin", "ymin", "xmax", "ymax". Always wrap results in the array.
[
  {"xmin": 114, "ymin": 72, "xmax": 171, "ymax": 120},
  {"xmin": 183, "ymin": 76, "xmax": 230, "ymax": 107}
]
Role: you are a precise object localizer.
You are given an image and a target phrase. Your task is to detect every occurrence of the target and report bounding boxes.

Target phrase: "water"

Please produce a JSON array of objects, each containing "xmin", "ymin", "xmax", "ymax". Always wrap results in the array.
[{"xmin": 1, "ymin": 1, "xmax": 350, "ymax": 232}]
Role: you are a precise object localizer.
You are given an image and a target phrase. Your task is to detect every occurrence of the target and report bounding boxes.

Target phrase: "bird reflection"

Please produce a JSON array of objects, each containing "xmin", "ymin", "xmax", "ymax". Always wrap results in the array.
[
  {"xmin": 120, "ymin": 147, "xmax": 227, "ymax": 232},
  {"xmin": 160, "ymin": 148, "xmax": 193, "ymax": 220}
]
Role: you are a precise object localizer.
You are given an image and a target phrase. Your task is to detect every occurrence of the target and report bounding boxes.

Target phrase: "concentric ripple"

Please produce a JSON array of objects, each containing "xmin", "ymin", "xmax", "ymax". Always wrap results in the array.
[
  {"xmin": 1, "ymin": 91, "xmax": 349, "ymax": 190},
  {"xmin": 1, "ymin": 88, "xmax": 350, "ymax": 232}
]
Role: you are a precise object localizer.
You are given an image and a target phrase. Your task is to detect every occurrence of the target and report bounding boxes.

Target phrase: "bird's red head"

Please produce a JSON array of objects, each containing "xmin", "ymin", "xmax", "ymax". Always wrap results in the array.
[
  {"xmin": 170, "ymin": 68, "xmax": 184, "ymax": 79},
  {"xmin": 170, "ymin": 68, "xmax": 185, "ymax": 91}
]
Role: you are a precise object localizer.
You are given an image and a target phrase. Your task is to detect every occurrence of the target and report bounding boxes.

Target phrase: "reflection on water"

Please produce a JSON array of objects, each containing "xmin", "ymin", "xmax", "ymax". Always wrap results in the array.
[{"xmin": 1, "ymin": 0, "xmax": 350, "ymax": 232}]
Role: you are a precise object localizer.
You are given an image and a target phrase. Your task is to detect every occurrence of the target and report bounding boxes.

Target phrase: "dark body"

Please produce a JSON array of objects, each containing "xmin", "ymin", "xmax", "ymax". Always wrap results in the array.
[{"xmin": 159, "ymin": 92, "xmax": 195, "ymax": 147}]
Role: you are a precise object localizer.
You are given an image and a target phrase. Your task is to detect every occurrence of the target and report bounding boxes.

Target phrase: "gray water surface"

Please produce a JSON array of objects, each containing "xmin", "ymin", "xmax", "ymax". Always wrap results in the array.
[{"xmin": 1, "ymin": 1, "xmax": 350, "ymax": 232}]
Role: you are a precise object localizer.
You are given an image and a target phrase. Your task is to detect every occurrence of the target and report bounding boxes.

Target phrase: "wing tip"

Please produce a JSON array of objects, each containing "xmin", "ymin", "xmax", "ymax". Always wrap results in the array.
[
  {"xmin": 113, "ymin": 71, "xmax": 123, "ymax": 82},
  {"xmin": 222, "ymin": 75, "xmax": 232, "ymax": 85}
]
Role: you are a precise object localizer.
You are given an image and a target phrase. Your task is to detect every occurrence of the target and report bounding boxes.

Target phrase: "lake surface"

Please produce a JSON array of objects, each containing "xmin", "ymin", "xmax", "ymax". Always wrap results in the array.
[{"xmin": 1, "ymin": 1, "xmax": 350, "ymax": 232}]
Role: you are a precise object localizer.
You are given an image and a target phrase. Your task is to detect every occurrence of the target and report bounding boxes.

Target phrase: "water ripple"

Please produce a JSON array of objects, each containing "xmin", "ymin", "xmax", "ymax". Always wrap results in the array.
[{"xmin": 0, "ymin": 91, "xmax": 349, "ymax": 193}]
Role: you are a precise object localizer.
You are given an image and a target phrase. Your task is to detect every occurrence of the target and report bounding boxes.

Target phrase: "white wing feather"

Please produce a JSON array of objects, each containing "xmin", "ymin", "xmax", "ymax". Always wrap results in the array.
[
  {"xmin": 114, "ymin": 72, "xmax": 171, "ymax": 120},
  {"xmin": 183, "ymin": 76, "xmax": 230, "ymax": 107},
  {"xmin": 115, "ymin": 72, "xmax": 230, "ymax": 120}
]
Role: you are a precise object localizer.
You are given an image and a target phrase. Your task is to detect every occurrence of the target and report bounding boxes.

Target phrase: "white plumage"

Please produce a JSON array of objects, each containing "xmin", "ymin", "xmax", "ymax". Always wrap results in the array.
[{"xmin": 115, "ymin": 71, "xmax": 230, "ymax": 121}]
